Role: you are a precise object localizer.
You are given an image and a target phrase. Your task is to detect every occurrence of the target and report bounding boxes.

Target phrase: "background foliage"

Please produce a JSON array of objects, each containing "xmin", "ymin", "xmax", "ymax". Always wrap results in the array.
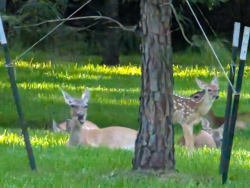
[{"xmin": 3, "ymin": 0, "xmax": 250, "ymax": 60}]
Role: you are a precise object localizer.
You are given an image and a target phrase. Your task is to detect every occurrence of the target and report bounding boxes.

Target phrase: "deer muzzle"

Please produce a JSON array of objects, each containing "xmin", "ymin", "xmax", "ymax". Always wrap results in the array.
[
  {"xmin": 77, "ymin": 114, "xmax": 84, "ymax": 125},
  {"xmin": 78, "ymin": 114, "xmax": 84, "ymax": 120},
  {"xmin": 213, "ymin": 95, "xmax": 219, "ymax": 99}
]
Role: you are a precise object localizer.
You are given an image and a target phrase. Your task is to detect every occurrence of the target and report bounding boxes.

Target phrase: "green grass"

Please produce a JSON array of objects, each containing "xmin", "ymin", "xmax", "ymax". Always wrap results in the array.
[{"xmin": 0, "ymin": 46, "xmax": 250, "ymax": 187}]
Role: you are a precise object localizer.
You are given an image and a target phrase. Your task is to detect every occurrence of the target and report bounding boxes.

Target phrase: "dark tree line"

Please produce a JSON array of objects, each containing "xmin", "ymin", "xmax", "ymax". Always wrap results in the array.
[{"xmin": 3, "ymin": 0, "xmax": 250, "ymax": 65}]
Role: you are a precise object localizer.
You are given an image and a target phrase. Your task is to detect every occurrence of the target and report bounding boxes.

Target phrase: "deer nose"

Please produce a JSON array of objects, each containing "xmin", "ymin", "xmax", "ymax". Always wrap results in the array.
[
  {"xmin": 77, "ymin": 114, "xmax": 84, "ymax": 119},
  {"xmin": 214, "ymin": 95, "xmax": 219, "ymax": 99}
]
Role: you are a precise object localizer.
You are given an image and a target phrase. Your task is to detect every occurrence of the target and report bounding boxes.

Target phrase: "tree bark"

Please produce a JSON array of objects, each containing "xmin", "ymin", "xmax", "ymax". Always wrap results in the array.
[
  {"xmin": 132, "ymin": 0, "xmax": 175, "ymax": 171},
  {"xmin": 100, "ymin": 0, "xmax": 120, "ymax": 66}
]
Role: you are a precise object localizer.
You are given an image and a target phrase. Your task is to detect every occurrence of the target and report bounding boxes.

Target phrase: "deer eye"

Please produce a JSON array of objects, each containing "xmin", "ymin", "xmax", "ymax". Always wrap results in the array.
[
  {"xmin": 208, "ymin": 89, "xmax": 211, "ymax": 92},
  {"xmin": 70, "ymin": 105, "xmax": 77, "ymax": 108},
  {"xmin": 84, "ymin": 105, "xmax": 88, "ymax": 108}
]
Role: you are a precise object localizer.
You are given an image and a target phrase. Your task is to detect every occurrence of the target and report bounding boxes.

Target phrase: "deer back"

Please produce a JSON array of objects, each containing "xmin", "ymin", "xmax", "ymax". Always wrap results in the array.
[
  {"xmin": 79, "ymin": 125, "xmax": 138, "ymax": 149},
  {"xmin": 178, "ymin": 130, "xmax": 216, "ymax": 149}
]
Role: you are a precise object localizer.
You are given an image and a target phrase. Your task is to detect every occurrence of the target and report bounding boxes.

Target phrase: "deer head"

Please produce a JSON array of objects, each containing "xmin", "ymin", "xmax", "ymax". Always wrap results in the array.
[
  {"xmin": 62, "ymin": 89, "xmax": 90, "ymax": 125},
  {"xmin": 189, "ymin": 90, "xmax": 205, "ymax": 100},
  {"xmin": 195, "ymin": 76, "xmax": 220, "ymax": 100},
  {"xmin": 201, "ymin": 117, "xmax": 224, "ymax": 148},
  {"xmin": 211, "ymin": 124, "xmax": 224, "ymax": 148}
]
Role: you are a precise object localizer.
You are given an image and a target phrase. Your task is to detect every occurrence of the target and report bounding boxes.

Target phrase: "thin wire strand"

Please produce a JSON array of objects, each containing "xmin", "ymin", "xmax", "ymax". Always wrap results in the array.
[
  {"xmin": 193, "ymin": 2, "xmax": 218, "ymax": 37},
  {"xmin": 10, "ymin": 0, "xmax": 92, "ymax": 65},
  {"xmin": 160, "ymin": 3, "xmax": 194, "ymax": 46},
  {"xmin": 193, "ymin": 2, "xmax": 237, "ymax": 71},
  {"xmin": 185, "ymin": 0, "xmax": 238, "ymax": 95}
]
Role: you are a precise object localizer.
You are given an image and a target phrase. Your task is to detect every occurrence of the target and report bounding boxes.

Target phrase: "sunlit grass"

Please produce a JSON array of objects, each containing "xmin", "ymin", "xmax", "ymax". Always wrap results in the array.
[
  {"xmin": 0, "ymin": 49, "xmax": 250, "ymax": 187},
  {"xmin": 2, "ymin": 60, "xmax": 250, "ymax": 78},
  {"xmin": 1, "ymin": 126, "xmax": 250, "ymax": 187},
  {"xmin": 0, "ymin": 55, "xmax": 249, "ymax": 127},
  {"xmin": 0, "ymin": 129, "xmax": 68, "ymax": 147},
  {"xmin": 4, "ymin": 61, "xmax": 141, "ymax": 76}
]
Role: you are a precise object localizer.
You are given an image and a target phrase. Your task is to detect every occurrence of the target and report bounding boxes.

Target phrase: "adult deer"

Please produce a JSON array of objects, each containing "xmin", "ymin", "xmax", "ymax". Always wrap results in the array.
[
  {"xmin": 173, "ymin": 76, "xmax": 220, "ymax": 154},
  {"xmin": 61, "ymin": 89, "xmax": 138, "ymax": 149},
  {"xmin": 190, "ymin": 90, "xmax": 248, "ymax": 129}
]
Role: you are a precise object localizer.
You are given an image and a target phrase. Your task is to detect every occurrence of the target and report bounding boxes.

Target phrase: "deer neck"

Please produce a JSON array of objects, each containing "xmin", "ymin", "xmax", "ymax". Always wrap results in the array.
[
  {"xmin": 68, "ymin": 119, "xmax": 82, "ymax": 146},
  {"xmin": 197, "ymin": 91, "xmax": 214, "ymax": 116},
  {"xmin": 206, "ymin": 110, "xmax": 215, "ymax": 119}
]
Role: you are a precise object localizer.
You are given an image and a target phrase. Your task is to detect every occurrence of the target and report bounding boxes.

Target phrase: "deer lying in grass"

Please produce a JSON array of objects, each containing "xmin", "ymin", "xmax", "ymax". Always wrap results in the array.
[
  {"xmin": 52, "ymin": 119, "xmax": 99, "ymax": 133},
  {"xmin": 178, "ymin": 119, "xmax": 224, "ymax": 149},
  {"xmin": 61, "ymin": 89, "xmax": 138, "ymax": 149},
  {"xmin": 173, "ymin": 76, "xmax": 220, "ymax": 154},
  {"xmin": 190, "ymin": 90, "xmax": 248, "ymax": 129}
]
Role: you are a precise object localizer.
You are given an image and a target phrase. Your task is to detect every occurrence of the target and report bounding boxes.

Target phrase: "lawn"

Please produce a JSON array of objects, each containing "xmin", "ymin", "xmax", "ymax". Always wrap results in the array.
[{"xmin": 0, "ymin": 45, "xmax": 250, "ymax": 187}]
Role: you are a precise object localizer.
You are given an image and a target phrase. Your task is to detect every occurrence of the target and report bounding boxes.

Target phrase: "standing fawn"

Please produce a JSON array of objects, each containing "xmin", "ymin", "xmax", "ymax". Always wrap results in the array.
[
  {"xmin": 173, "ymin": 76, "xmax": 220, "ymax": 154},
  {"xmin": 190, "ymin": 90, "xmax": 248, "ymax": 129},
  {"xmin": 52, "ymin": 119, "xmax": 99, "ymax": 133},
  {"xmin": 62, "ymin": 89, "xmax": 138, "ymax": 149}
]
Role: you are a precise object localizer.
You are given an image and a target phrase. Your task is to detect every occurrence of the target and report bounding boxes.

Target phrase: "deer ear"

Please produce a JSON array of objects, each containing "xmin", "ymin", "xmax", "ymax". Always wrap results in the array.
[
  {"xmin": 218, "ymin": 124, "xmax": 224, "ymax": 131},
  {"xmin": 82, "ymin": 88, "xmax": 90, "ymax": 104},
  {"xmin": 201, "ymin": 118, "xmax": 210, "ymax": 130},
  {"xmin": 201, "ymin": 118, "xmax": 214, "ymax": 135},
  {"xmin": 190, "ymin": 93, "xmax": 200, "ymax": 99},
  {"xmin": 195, "ymin": 77, "xmax": 206, "ymax": 90},
  {"xmin": 52, "ymin": 119, "xmax": 61, "ymax": 132},
  {"xmin": 62, "ymin": 90, "xmax": 74, "ymax": 105},
  {"xmin": 211, "ymin": 76, "xmax": 219, "ymax": 86}
]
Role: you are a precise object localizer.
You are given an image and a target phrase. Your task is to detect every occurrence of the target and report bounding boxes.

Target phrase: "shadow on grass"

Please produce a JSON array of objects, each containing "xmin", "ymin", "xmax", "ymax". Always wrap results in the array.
[{"xmin": 5, "ymin": 51, "xmax": 142, "ymax": 66}]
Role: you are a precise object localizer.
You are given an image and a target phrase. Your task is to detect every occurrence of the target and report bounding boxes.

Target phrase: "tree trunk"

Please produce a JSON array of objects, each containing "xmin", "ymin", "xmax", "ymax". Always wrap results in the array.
[
  {"xmin": 132, "ymin": 0, "xmax": 175, "ymax": 171},
  {"xmin": 100, "ymin": 0, "xmax": 120, "ymax": 66}
]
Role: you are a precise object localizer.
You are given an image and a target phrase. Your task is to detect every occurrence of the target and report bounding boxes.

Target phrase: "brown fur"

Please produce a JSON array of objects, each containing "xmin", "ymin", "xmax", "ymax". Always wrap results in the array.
[{"xmin": 66, "ymin": 119, "xmax": 138, "ymax": 149}]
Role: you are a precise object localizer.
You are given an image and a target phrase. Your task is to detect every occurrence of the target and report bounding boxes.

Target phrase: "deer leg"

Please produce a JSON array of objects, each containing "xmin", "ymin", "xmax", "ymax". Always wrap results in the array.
[{"xmin": 182, "ymin": 123, "xmax": 194, "ymax": 155}]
